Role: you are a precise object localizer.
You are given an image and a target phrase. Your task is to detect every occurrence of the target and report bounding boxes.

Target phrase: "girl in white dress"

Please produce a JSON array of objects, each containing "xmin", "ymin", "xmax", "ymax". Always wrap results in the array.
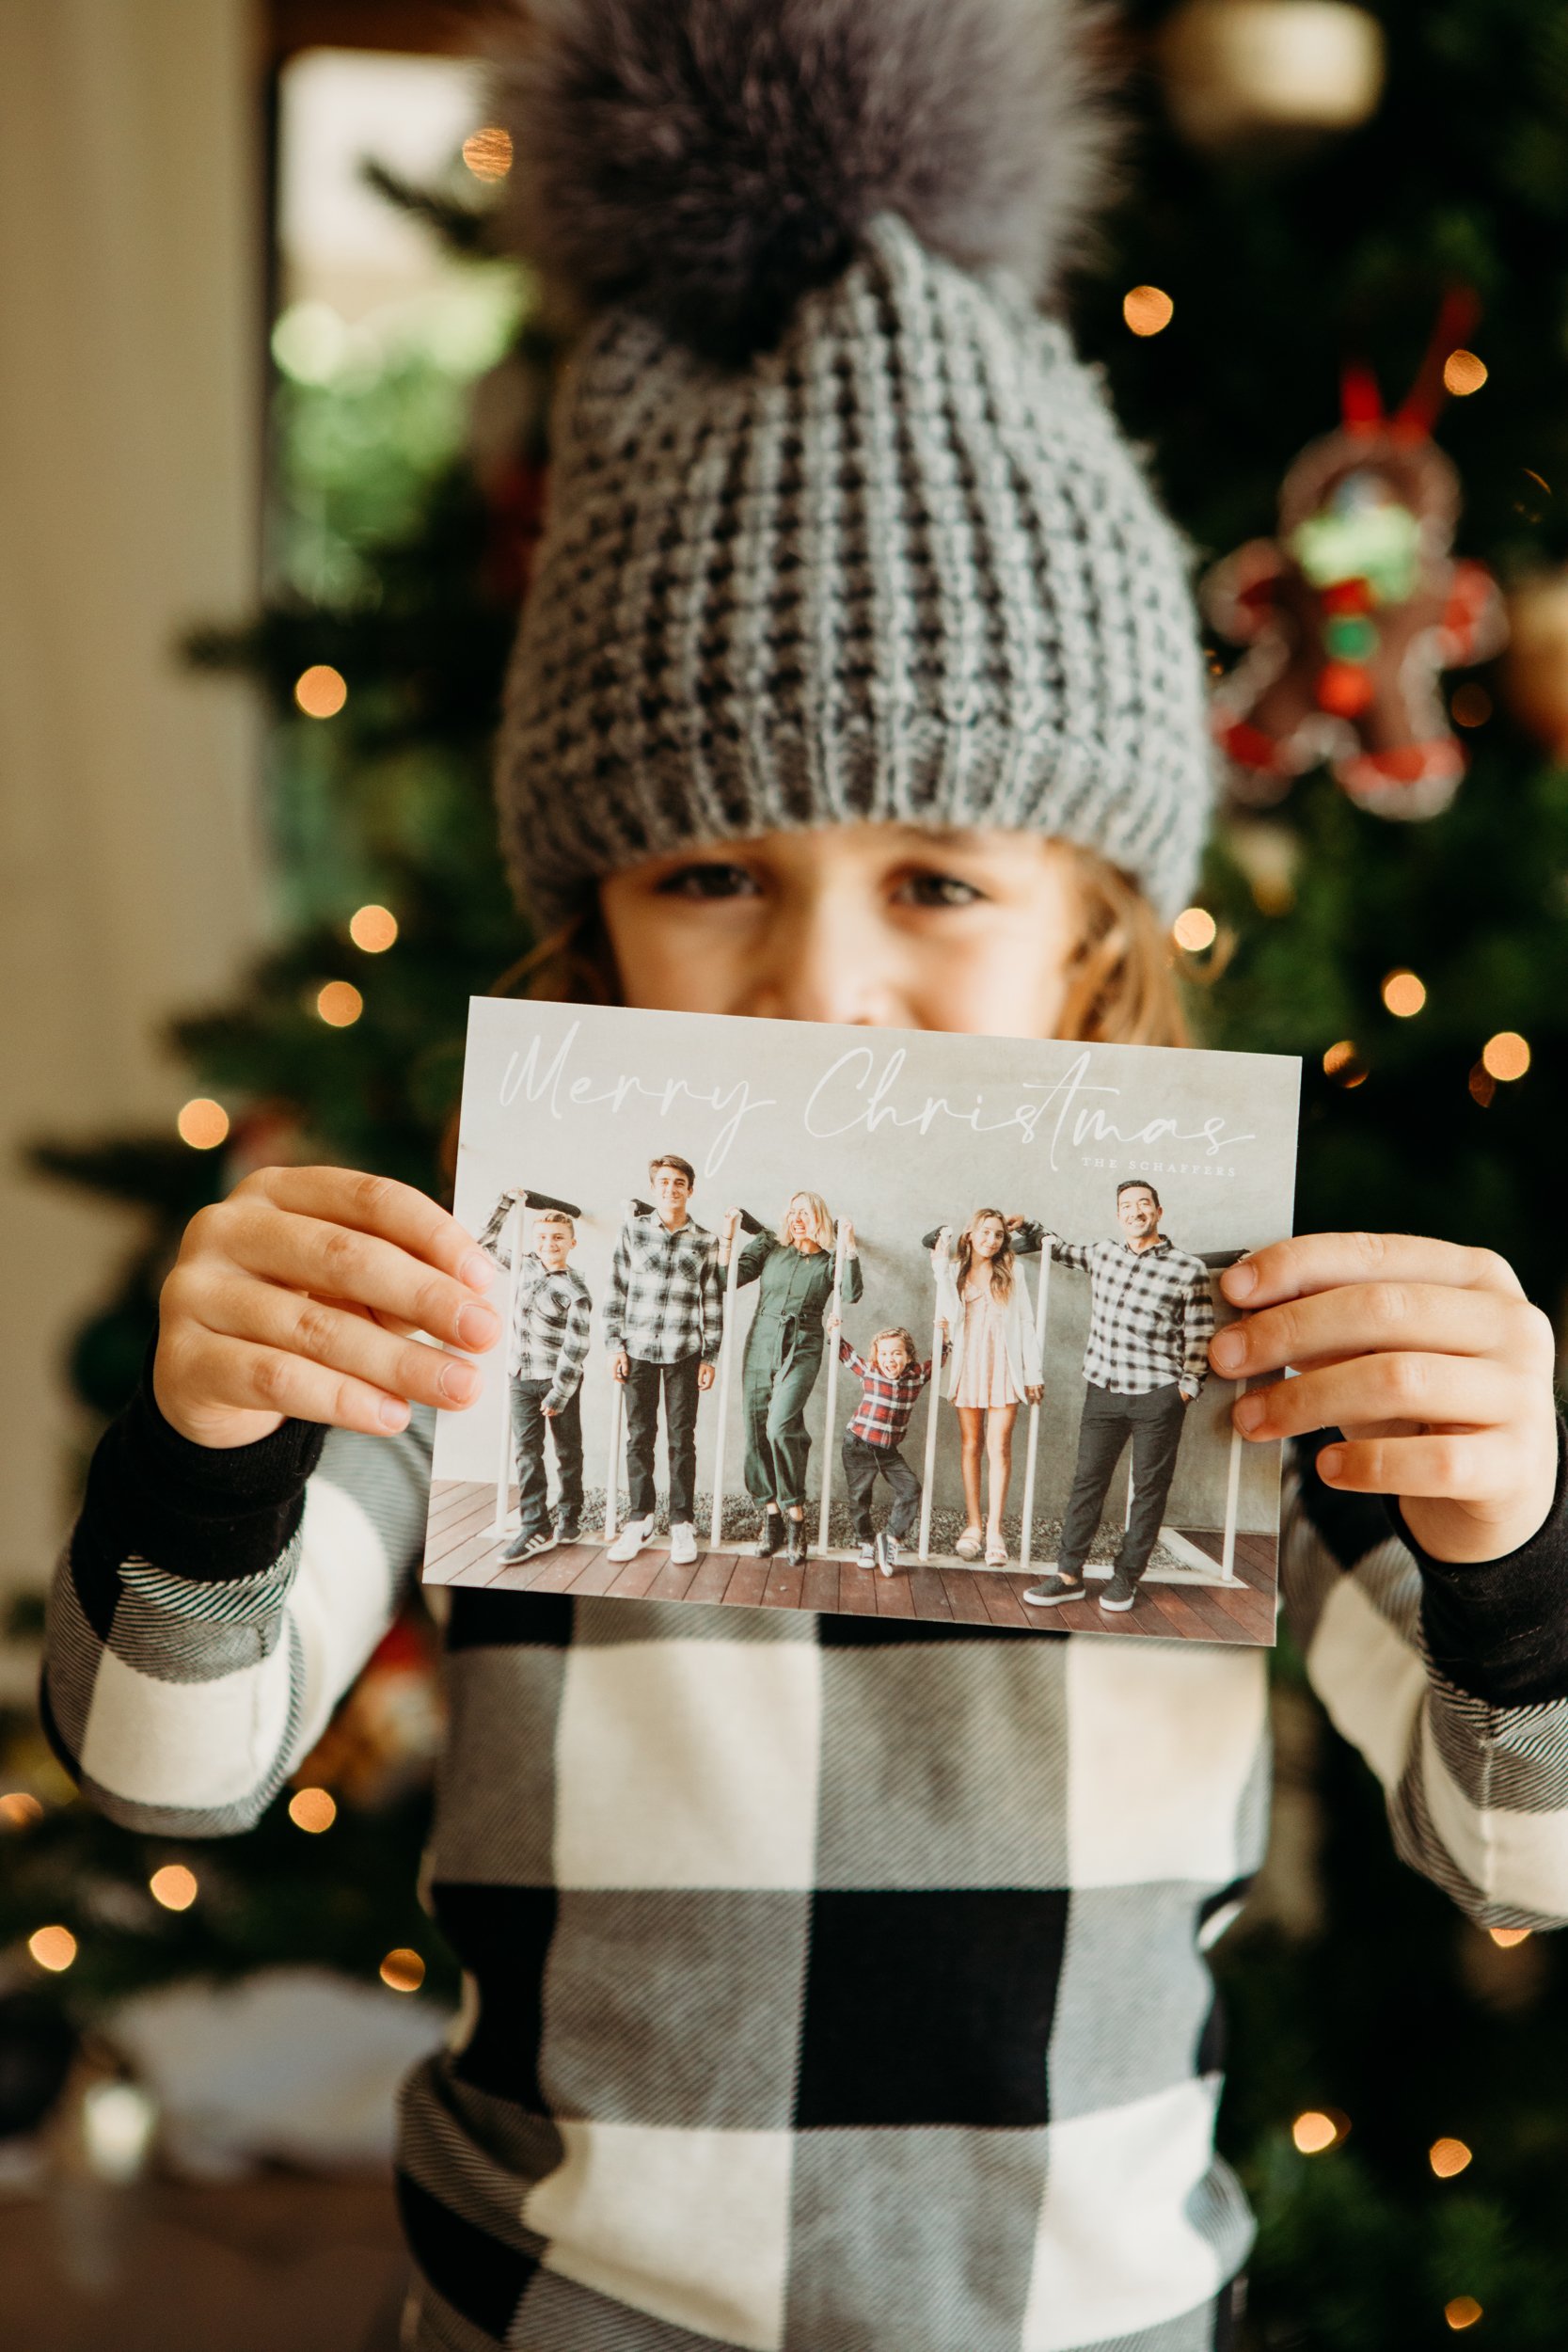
[{"xmin": 933, "ymin": 1210, "xmax": 1044, "ymax": 1565}]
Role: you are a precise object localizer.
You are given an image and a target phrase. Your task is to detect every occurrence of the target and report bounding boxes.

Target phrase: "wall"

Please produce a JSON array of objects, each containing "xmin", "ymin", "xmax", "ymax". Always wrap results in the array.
[{"xmin": 0, "ymin": 1, "xmax": 265, "ymax": 1600}]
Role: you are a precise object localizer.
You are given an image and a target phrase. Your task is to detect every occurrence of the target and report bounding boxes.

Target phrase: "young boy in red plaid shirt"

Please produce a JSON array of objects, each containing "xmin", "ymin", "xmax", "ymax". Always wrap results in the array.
[{"xmin": 832, "ymin": 1321, "xmax": 948, "ymax": 1576}]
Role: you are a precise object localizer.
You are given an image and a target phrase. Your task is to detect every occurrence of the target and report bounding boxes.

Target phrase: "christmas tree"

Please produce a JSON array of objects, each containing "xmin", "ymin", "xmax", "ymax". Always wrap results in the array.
[{"xmin": 8, "ymin": 8, "xmax": 1568, "ymax": 2341}]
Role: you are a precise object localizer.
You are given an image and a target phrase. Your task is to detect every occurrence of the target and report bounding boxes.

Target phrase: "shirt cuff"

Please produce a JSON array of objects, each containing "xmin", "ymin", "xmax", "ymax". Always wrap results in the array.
[
  {"xmin": 77, "ymin": 1329, "xmax": 326, "ymax": 1587},
  {"xmin": 1400, "ymin": 1415, "xmax": 1568, "ymax": 1708}
]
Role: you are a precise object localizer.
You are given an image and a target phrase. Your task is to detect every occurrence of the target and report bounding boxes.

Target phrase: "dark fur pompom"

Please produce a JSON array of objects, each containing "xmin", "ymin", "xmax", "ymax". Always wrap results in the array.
[{"xmin": 489, "ymin": 0, "xmax": 1122, "ymax": 361}]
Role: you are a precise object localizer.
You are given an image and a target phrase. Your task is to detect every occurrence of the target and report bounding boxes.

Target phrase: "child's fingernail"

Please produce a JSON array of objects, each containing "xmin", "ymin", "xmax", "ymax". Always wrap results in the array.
[
  {"xmin": 1223, "ymin": 1260, "xmax": 1257, "ymax": 1299},
  {"xmin": 379, "ymin": 1397, "xmax": 409, "ymax": 1429},
  {"xmin": 440, "ymin": 1360, "xmax": 482, "ymax": 1405},
  {"xmin": 1211, "ymin": 1328, "xmax": 1245, "ymax": 1373},
  {"xmin": 1233, "ymin": 1391, "xmax": 1266, "ymax": 1434},
  {"xmin": 456, "ymin": 1303, "xmax": 499, "ymax": 1349},
  {"xmin": 1318, "ymin": 1445, "xmax": 1344, "ymax": 1482},
  {"xmin": 460, "ymin": 1252, "xmax": 494, "ymax": 1290}
]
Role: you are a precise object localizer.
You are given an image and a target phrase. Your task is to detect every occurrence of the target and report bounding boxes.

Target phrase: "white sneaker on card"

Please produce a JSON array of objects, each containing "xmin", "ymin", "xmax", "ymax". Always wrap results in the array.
[
  {"xmin": 607, "ymin": 1515, "xmax": 655, "ymax": 1565},
  {"xmin": 670, "ymin": 1522, "xmax": 699, "ymax": 1566}
]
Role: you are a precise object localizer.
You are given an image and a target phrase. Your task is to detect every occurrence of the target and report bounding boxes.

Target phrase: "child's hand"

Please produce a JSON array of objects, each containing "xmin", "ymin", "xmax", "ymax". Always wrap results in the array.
[
  {"xmin": 154, "ymin": 1167, "xmax": 500, "ymax": 1450},
  {"xmin": 698, "ymin": 1362, "xmax": 717, "ymax": 1391},
  {"xmin": 828, "ymin": 1310, "xmax": 841, "ymax": 1332},
  {"xmin": 1213, "ymin": 1232, "xmax": 1560, "ymax": 1564}
]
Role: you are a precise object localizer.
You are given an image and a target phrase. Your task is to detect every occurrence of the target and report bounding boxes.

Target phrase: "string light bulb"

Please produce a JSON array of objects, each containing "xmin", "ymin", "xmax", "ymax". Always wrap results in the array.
[
  {"xmin": 177, "ymin": 1097, "xmax": 230, "ymax": 1150},
  {"xmin": 1430, "ymin": 2137, "xmax": 1473, "ymax": 2179},
  {"xmin": 28, "ymin": 1925, "xmax": 77, "ymax": 1973},
  {"xmin": 1443, "ymin": 350, "xmax": 1488, "ymax": 397},
  {"xmin": 349, "ymin": 904, "xmax": 398, "ymax": 953},
  {"xmin": 380, "ymin": 1947, "xmax": 425, "ymax": 1994},
  {"xmin": 1445, "ymin": 2296, "xmax": 1483, "ymax": 2331},
  {"xmin": 1291, "ymin": 2109, "xmax": 1340, "ymax": 2154},
  {"xmin": 289, "ymin": 1787, "xmax": 337, "ymax": 1834},
  {"xmin": 294, "ymin": 664, "xmax": 347, "ymax": 719},
  {"xmin": 1381, "ymin": 970, "xmax": 1426, "ymax": 1018},
  {"xmin": 316, "ymin": 981, "xmax": 363, "ymax": 1028},
  {"xmin": 1481, "ymin": 1030, "xmax": 1529, "ymax": 1081},
  {"xmin": 462, "ymin": 125, "xmax": 514, "ymax": 181},
  {"xmin": 150, "ymin": 1864, "xmax": 198, "ymax": 1912},
  {"xmin": 1323, "ymin": 1040, "xmax": 1367, "ymax": 1088},
  {"xmin": 1173, "ymin": 905, "xmax": 1218, "ymax": 952},
  {"xmin": 1123, "ymin": 285, "xmax": 1174, "ymax": 337}
]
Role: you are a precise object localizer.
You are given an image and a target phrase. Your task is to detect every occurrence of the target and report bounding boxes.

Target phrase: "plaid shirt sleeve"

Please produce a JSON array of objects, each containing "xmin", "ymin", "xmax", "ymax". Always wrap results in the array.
[
  {"xmin": 700, "ymin": 1235, "xmax": 724, "ymax": 1364},
  {"xmin": 1046, "ymin": 1234, "xmax": 1097, "ymax": 1272},
  {"xmin": 1181, "ymin": 1269, "xmax": 1216, "ymax": 1396},
  {"xmin": 545, "ymin": 1276, "xmax": 594, "ymax": 1413},
  {"xmin": 477, "ymin": 1193, "xmax": 515, "ymax": 1270},
  {"xmin": 604, "ymin": 1225, "xmax": 630, "ymax": 1352},
  {"xmin": 838, "ymin": 1336, "xmax": 870, "ymax": 1378}
]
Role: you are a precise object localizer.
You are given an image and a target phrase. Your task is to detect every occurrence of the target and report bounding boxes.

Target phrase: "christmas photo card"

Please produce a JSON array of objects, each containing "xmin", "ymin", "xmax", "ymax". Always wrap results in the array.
[{"xmin": 424, "ymin": 999, "xmax": 1301, "ymax": 1646}]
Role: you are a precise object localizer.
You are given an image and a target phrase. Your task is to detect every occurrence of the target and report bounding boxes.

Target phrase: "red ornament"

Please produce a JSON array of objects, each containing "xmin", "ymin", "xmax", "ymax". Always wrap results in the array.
[{"xmin": 1203, "ymin": 293, "xmax": 1507, "ymax": 819}]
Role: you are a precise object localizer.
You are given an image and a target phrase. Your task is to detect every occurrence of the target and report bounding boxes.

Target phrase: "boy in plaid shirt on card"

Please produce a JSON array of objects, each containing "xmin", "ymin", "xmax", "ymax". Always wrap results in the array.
[
  {"xmin": 832, "ymin": 1319, "xmax": 947, "ymax": 1577},
  {"xmin": 476, "ymin": 1198, "xmax": 592, "ymax": 1563}
]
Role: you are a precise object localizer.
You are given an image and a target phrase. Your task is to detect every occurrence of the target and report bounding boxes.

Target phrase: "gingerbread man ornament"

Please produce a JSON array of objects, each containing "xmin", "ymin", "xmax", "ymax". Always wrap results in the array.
[{"xmin": 1204, "ymin": 321, "xmax": 1506, "ymax": 821}]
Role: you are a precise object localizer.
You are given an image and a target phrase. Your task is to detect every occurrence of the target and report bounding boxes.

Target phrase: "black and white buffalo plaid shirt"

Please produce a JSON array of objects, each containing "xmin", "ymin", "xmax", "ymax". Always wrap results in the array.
[
  {"xmin": 604, "ymin": 1206, "xmax": 724, "ymax": 1365},
  {"xmin": 43, "ymin": 1371, "xmax": 1568, "ymax": 2352},
  {"xmin": 1047, "ymin": 1232, "xmax": 1216, "ymax": 1398},
  {"xmin": 477, "ymin": 1200, "xmax": 593, "ymax": 1407}
]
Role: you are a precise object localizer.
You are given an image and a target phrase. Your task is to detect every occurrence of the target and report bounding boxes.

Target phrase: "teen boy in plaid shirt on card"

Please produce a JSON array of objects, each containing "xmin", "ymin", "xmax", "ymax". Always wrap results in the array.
[
  {"xmin": 1024, "ymin": 1182, "xmax": 1216, "ymax": 1614},
  {"xmin": 605, "ymin": 1155, "xmax": 725, "ymax": 1568},
  {"xmin": 833, "ymin": 1322, "xmax": 948, "ymax": 1576}
]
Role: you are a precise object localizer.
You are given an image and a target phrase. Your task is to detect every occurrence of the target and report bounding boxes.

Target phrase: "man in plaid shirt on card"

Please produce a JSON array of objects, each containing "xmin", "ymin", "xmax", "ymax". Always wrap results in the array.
[
  {"xmin": 833, "ymin": 1321, "xmax": 948, "ymax": 1576},
  {"xmin": 606, "ymin": 1155, "xmax": 725, "ymax": 1567},
  {"xmin": 1024, "ymin": 1182, "xmax": 1215, "ymax": 1615}
]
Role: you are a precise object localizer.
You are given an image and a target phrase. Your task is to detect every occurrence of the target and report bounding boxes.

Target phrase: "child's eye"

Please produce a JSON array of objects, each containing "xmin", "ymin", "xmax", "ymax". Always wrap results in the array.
[
  {"xmin": 895, "ymin": 870, "xmax": 988, "ymax": 910},
  {"xmin": 653, "ymin": 861, "xmax": 762, "ymax": 901}
]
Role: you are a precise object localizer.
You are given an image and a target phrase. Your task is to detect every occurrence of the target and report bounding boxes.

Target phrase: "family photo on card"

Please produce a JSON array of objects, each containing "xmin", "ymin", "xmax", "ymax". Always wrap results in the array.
[{"xmin": 425, "ymin": 1000, "xmax": 1300, "ymax": 1645}]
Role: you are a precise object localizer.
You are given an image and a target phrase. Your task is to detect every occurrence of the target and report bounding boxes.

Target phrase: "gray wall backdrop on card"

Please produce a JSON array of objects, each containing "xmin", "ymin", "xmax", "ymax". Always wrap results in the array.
[{"xmin": 438, "ymin": 1001, "xmax": 1302, "ymax": 1537}]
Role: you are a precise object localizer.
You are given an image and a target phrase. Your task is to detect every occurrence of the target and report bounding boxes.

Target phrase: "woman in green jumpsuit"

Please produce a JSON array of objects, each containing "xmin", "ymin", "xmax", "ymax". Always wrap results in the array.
[{"xmin": 729, "ymin": 1190, "xmax": 862, "ymax": 1566}]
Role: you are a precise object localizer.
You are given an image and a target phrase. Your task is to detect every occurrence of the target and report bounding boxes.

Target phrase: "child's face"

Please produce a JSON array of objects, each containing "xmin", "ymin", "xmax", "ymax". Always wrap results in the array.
[
  {"xmin": 874, "ymin": 1338, "xmax": 911, "ymax": 1377},
  {"xmin": 534, "ymin": 1219, "xmax": 574, "ymax": 1269},
  {"xmin": 972, "ymin": 1215, "xmax": 1006, "ymax": 1262},
  {"xmin": 599, "ymin": 823, "xmax": 1083, "ymax": 1037},
  {"xmin": 650, "ymin": 1163, "xmax": 693, "ymax": 1220}
]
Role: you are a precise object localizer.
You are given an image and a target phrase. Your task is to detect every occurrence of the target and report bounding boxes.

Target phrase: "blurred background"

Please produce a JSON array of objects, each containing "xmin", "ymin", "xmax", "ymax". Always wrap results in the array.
[{"xmin": 3, "ymin": 1, "xmax": 1568, "ymax": 2344}]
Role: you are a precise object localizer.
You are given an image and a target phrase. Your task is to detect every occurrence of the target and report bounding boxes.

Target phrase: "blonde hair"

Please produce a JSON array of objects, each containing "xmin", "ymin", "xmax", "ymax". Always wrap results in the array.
[
  {"xmin": 782, "ymin": 1189, "xmax": 835, "ymax": 1253},
  {"xmin": 954, "ymin": 1208, "xmax": 1014, "ymax": 1301},
  {"xmin": 871, "ymin": 1326, "xmax": 919, "ymax": 1367},
  {"xmin": 497, "ymin": 843, "xmax": 1188, "ymax": 1047},
  {"xmin": 532, "ymin": 1208, "xmax": 576, "ymax": 1237}
]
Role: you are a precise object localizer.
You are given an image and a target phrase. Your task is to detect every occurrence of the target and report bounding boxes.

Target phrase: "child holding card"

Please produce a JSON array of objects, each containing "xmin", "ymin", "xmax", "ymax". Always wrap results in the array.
[{"xmin": 45, "ymin": 5, "xmax": 1568, "ymax": 2350}]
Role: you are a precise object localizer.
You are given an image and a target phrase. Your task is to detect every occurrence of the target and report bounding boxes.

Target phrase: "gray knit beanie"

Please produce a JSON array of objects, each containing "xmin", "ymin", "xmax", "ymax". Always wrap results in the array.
[{"xmin": 490, "ymin": 0, "xmax": 1214, "ymax": 930}]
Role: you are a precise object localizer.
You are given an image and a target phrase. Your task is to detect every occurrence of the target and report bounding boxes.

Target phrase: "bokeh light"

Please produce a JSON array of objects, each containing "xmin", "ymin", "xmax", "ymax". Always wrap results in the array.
[
  {"xmin": 462, "ymin": 125, "xmax": 514, "ymax": 181},
  {"xmin": 0, "ymin": 1791, "xmax": 44, "ymax": 1830},
  {"xmin": 177, "ymin": 1096, "xmax": 230, "ymax": 1150},
  {"xmin": 150, "ymin": 1864, "xmax": 198, "ymax": 1912},
  {"xmin": 1323, "ymin": 1041, "xmax": 1367, "ymax": 1088},
  {"xmin": 1451, "ymin": 684, "xmax": 1492, "ymax": 728},
  {"xmin": 1172, "ymin": 905, "xmax": 1218, "ymax": 952},
  {"xmin": 1430, "ymin": 2137, "xmax": 1473, "ymax": 2179},
  {"xmin": 1291, "ymin": 2109, "xmax": 1339, "ymax": 2154},
  {"xmin": 1489, "ymin": 1926, "xmax": 1531, "ymax": 1948},
  {"xmin": 317, "ymin": 981, "xmax": 364, "ymax": 1028},
  {"xmin": 1381, "ymin": 970, "xmax": 1427, "ymax": 1018},
  {"xmin": 1445, "ymin": 2296, "xmax": 1483, "ymax": 2331},
  {"xmin": 289, "ymin": 1786, "xmax": 338, "ymax": 1834},
  {"xmin": 1123, "ymin": 284, "xmax": 1174, "ymax": 337},
  {"xmin": 380, "ymin": 1947, "xmax": 426, "ymax": 1994},
  {"xmin": 1481, "ymin": 1030, "xmax": 1529, "ymax": 1081},
  {"xmin": 1443, "ymin": 349, "xmax": 1488, "ymax": 396},
  {"xmin": 29, "ymin": 1925, "xmax": 77, "ymax": 1973},
  {"xmin": 295, "ymin": 664, "xmax": 348, "ymax": 719},
  {"xmin": 349, "ymin": 903, "xmax": 399, "ymax": 953}
]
